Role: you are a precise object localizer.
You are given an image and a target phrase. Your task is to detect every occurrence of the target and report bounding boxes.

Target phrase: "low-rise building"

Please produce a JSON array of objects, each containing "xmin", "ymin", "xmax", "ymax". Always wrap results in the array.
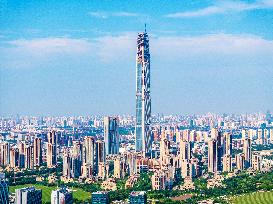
[
  {"xmin": 125, "ymin": 174, "xmax": 140, "ymax": 189},
  {"xmin": 101, "ymin": 178, "xmax": 117, "ymax": 191},
  {"xmin": 129, "ymin": 191, "xmax": 147, "ymax": 204},
  {"xmin": 60, "ymin": 176, "xmax": 74, "ymax": 183},
  {"xmin": 207, "ymin": 175, "xmax": 225, "ymax": 189},
  {"xmin": 92, "ymin": 191, "xmax": 109, "ymax": 204},
  {"xmin": 181, "ymin": 176, "xmax": 195, "ymax": 190},
  {"xmin": 48, "ymin": 174, "xmax": 58, "ymax": 184},
  {"xmin": 151, "ymin": 170, "xmax": 165, "ymax": 190}
]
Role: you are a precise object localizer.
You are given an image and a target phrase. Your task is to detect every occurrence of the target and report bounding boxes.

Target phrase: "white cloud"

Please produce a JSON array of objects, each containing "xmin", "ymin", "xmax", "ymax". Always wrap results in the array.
[
  {"xmin": 9, "ymin": 38, "xmax": 93, "ymax": 55},
  {"xmin": 95, "ymin": 34, "xmax": 135, "ymax": 62},
  {"xmin": 113, "ymin": 12, "xmax": 140, "ymax": 17},
  {"xmin": 0, "ymin": 37, "xmax": 96, "ymax": 69},
  {"xmin": 165, "ymin": 6, "xmax": 223, "ymax": 18},
  {"xmin": 89, "ymin": 12, "xmax": 108, "ymax": 19},
  {"xmin": 152, "ymin": 34, "xmax": 273, "ymax": 56},
  {"xmin": 165, "ymin": 0, "xmax": 273, "ymax": 18},
  {"xmin": 1, "ymin": 33, "xmax": 273, "ymax": 69},
  {"xmin": 88, "ymin": 11, "xmax": 142, "ymax": 18}
]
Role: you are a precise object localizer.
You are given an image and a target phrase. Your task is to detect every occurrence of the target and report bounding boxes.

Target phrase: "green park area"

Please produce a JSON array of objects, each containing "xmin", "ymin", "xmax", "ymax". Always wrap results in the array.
[
  {"xmin": 231, "ymin": 191, "xmax": 273, "ymax": 204},
  {"xmin": 9, "ymin": 184, "xmax": 91, "ymax": 204}
]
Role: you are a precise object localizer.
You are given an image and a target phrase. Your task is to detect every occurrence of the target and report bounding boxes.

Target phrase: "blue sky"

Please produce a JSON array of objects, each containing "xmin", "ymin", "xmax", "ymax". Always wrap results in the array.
[{"xmin": 0, "ymin": 0, "xmax": 273, "ymax": 116}]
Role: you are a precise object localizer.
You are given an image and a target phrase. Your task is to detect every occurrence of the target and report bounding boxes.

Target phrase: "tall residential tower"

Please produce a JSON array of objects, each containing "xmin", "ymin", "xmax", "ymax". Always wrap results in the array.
[
  {"xmin": 104, "ymin": 116, "xmax": 119, "ymax": 155},
  {"xmin": 0, "ymin": 173, "xmax": 9, "ymax": 204},
  {"xmin": 135, "ymin": 30, "xmax": 152, "ymax": 155},
  {"xmin": 47, "ymin": 130, "xmax": 57, "ymax": 168}
]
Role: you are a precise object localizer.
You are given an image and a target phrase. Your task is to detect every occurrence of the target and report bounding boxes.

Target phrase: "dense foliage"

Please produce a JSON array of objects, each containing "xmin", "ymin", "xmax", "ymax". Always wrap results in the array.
[
  {"xmin": 125, "ymin": 171, "xmax": 273, "ymax": 203},
  {"xmin": 7, "ymin": 167, "xmax": 273, "ymax": 203}
]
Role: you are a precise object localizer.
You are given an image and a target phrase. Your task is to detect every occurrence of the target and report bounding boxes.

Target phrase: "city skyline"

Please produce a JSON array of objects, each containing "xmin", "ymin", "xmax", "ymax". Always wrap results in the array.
[
  {"xmin": 1, "ymin": 0, "xmax": 273, "ymax": 116},
  {"xmin": 1, "ymin": 1, "xmax": 273, "ymax": 204}
]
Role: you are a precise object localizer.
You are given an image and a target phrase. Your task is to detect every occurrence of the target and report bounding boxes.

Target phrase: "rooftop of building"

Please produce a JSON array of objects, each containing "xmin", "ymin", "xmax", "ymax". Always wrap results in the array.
[
  {"xmin": 92, "ymin": 191, "xmax": 109, "ymax": 195},
  {"xmin": 130, "ymin": 191, "xmax": 146, "ymax": 196},
  {"xmin": 16, "ymin": 186, "xmax": 40, "ymax": 192},
  {"xmin": 53, "ymin": 186, "xmax": 71, "ymax": 193}
]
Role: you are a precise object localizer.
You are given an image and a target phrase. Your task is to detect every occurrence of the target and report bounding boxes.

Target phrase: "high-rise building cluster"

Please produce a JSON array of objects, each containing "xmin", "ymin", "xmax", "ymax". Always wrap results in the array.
[{"xmin": 1, "ymin": 112, "xmax": 272, "ymax": 196}]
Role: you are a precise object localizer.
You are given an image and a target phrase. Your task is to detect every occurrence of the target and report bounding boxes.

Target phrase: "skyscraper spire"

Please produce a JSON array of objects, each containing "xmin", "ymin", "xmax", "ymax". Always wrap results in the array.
[{"xmin": 144, "ymin": 23, "xmax": 147, "ymax": 33}]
